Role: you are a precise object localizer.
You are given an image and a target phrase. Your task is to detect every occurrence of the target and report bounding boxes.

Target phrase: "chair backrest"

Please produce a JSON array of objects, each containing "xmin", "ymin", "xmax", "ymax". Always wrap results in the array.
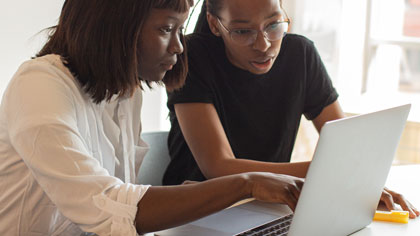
[{"xmin": 137, "ymin": 131, "xmax": 171, "ymax": 186}]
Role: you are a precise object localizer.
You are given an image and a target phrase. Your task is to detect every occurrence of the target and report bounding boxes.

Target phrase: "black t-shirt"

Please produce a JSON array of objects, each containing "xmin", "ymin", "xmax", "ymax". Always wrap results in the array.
[{"xmin": 163, "ymin": 33, "xmax": 338, "ymax": 185}]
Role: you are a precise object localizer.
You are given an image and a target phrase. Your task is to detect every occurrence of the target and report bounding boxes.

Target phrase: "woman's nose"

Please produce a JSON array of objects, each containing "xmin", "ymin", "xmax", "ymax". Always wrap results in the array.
[{"xmin": 252, "ymin": 31, "xmax": 271, "ymax": 52}]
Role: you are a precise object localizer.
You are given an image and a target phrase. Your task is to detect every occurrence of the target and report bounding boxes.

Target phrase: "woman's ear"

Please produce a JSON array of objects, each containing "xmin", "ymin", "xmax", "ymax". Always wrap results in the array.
[{"xmin": 207, "ymin": 13, "xmax": 221, "ymax": 36}]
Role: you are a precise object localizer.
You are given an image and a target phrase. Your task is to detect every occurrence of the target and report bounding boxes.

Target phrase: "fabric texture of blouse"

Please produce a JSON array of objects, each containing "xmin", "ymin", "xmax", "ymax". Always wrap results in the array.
[{"xmin": 0, "ymin": 55, "xmax": 150, "ymax": 235}]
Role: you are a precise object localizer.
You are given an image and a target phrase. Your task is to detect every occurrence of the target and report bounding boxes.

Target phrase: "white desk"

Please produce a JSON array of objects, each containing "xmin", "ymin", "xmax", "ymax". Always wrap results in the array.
[
  {"xmin": 149, "ymin": 165, "xmax": 420, "ymax": 236},
  {"xmin": 352, "ymin": 164, "xmax": 420, "ymax": 235}
]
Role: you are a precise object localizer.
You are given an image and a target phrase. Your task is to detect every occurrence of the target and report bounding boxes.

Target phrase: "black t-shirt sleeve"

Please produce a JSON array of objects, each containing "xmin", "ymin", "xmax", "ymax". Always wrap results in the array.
[
  {"xmin": 167, "ymin": 35, "xmax": 214, "ymax": 109},
  {"xmin": 303, "ymin": 40, "xmax": 338, "ymax": 120}
]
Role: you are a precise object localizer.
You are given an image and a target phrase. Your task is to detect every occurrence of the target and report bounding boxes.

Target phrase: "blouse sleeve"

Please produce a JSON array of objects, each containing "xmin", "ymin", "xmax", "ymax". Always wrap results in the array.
[{"xmin": 5, "ymin": 61, "xmax": 149, "ymax": 235}]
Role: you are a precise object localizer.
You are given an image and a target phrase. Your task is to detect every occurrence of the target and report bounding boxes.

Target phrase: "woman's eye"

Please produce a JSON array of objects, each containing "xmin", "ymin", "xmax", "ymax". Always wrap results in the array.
[
  {"xmin": 267, "ymin": 22, "xmax": 281, "ymax": 31},
  {"xmin": 160, "ymin": 26, "xmax": 173, "ymax": 34},
  {"xmin": 232, "ymin": 29, "xmax": 253, "ymax": 35}
]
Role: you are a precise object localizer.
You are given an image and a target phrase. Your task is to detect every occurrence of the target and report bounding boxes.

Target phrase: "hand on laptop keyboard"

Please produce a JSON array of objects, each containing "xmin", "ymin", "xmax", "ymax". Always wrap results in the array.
[{"xmin": 247, "ymin": 173, "xmax": 304, "ymax": 211}]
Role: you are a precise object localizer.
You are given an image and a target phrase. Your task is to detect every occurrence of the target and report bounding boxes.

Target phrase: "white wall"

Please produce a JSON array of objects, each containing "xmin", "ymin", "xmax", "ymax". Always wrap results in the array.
[{"xmin": 0, "ymin": 0, "xmax": 64, "ymax": 95}]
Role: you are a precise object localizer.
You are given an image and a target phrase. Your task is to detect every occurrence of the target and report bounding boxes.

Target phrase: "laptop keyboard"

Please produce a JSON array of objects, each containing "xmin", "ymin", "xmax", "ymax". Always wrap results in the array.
[{"xmin": 236, "ymin": 213, "xmax": 293, "ymax": 236}]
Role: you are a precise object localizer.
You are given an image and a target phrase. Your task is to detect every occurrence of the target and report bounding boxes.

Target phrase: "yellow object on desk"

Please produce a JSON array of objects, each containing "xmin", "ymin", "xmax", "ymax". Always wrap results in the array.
[{"xmin": 373, "ymin": 210, "xmax": 409, "ymax": 223}]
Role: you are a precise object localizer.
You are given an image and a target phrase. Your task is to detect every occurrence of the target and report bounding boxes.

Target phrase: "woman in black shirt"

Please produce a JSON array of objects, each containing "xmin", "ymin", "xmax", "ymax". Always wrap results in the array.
[{"xmin": 164, "ymin": 0, "xmax": 419, "ymax": 218}]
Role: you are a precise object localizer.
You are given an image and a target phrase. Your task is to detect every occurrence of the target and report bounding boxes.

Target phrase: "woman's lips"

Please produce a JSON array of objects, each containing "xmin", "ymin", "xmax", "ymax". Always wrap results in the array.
[
  {"xmin": 250, "ymin": 58, "xmax": 272, "ymax": 71},
  {"xmin": 161, "ymin": 63, "xmax": 174, "ymax": 71}
]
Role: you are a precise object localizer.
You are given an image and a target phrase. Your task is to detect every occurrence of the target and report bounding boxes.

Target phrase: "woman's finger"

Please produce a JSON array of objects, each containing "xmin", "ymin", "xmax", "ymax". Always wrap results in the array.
[
  {"xmin": 392, "ymin": 194, "xmax": 418, "ymax": 219},
  {"xmin": 386, "ymin": 188, "xmax": 419, "ymax": 218},
  {"xmin": 410, "ymin": 203, "xmax": 420, "ymax": 216},
  {"xmin": 282, "ymin": 190, "xmax": 298, "ymax": 212},
  {"xmin": 295, "ymin": 178, "xmax": 305, "ymax": 190},
  {"xmin": 380, "ymin": 190, "xmax": 396, "ymax": 211},
  {"xmin": 288, "ymin": 183, "xmax": 301, "ymax": 201}
]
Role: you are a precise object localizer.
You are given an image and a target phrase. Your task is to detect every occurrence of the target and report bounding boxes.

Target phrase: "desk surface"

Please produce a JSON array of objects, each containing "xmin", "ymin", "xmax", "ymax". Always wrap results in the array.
[
  {"xmin": 149, "ymin": 165, "xmax": 420, "ymax": 236},
  {"xmin": 351, "ymin": 164, "xmax": 420, "ymax": 235}
]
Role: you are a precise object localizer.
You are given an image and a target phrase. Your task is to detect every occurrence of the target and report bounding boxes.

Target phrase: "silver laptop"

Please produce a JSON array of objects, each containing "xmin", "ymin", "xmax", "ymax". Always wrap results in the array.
[{"xmin": 156, "ymin": 104, "xmax": 411, "ymax": 236}]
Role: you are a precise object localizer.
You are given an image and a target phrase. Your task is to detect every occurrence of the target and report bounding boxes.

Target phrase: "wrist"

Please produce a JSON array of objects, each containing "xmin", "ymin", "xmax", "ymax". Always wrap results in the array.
[{"xmin": 239, "ymin": 173, "xmax": 254, "ymax": 199}]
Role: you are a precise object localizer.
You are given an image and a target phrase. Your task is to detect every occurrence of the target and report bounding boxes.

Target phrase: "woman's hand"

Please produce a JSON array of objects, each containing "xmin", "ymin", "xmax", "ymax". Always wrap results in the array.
[
  {"xmin": 136, "ymin": 172, "xmax": 303, "ymax": 233},
  {"xmin": 246, "ymin": 172, "xmax": 304, "ymax": 211},
  {"xmin": 380, "ymin": 187, "xmax": 419, "ymax": 219}
]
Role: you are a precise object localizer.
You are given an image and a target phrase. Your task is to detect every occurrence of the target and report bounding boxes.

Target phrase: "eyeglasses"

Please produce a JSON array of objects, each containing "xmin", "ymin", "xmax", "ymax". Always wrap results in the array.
[{"xmin": 216, "ymin": 17, "xmax": 290, "ymax": 46}]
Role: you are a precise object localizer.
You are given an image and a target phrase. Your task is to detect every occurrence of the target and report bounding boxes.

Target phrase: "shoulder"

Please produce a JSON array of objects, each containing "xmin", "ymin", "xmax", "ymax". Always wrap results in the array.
[
  {"xmin": 185, "ymin": 33, "xmax": 223, "ymax": 58},
  {"xmin": 9, "ymin": 55, "xmax": 81, "ymax": 93},
  {"xmin": 2, "ymin": 55, "xmax": 86, "ymax": 113},
  {"xmin": 279, "ymin": 34, "xmax": 319, "ymax": 59},
  {"xmin": 1, "ymin": 55, "xmax": 85, "ymax": 134},
  {"xmin": 186, "ymin": 33, "xmax": 219, "ymax": 48},
  {"xmin": 283, "ymin": 34, "xmax": 315, "ymax": 48},
  {"xmin": 183, "ymin": 33, "xmax": 226, "ymax": 77},
  {"xmin": 16, "ymin": 54, "xmax": 70, "ymax": 76}
]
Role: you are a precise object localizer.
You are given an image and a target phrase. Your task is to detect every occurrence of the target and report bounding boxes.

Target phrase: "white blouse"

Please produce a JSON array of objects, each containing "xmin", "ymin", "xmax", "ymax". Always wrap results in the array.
[{"xmin": 0, "ymin": 55, "xmax": 150, "ymax": 235}]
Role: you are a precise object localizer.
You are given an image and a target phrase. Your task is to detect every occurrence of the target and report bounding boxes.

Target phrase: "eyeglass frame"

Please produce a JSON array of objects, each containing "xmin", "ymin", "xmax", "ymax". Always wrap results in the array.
[{"xmin": 215, "ymin": 16, "xmax": 290, "ymax": 46}]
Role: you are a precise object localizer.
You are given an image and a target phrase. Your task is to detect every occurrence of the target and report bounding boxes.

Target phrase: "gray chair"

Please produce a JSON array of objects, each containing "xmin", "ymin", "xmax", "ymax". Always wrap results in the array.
[{"xmin": 137, "ymin": 131, "xmax": 171, "ymax": 186}]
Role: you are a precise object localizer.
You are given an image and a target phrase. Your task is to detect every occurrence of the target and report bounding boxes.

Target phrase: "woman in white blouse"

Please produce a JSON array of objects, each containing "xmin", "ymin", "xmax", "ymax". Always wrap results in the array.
[{"xmin": 0, "ymin": 0, "xmax": 304, "ymax": 235}]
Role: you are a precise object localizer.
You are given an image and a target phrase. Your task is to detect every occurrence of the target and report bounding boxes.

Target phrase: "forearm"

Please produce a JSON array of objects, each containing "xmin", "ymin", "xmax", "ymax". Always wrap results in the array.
[
  {"xmin": 135, "ymin": 174, "xmax": 250, "ymax": 234},
  {"xmin": 203, "ymin": 159, "xmax": 310, "ymax": 179}
]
